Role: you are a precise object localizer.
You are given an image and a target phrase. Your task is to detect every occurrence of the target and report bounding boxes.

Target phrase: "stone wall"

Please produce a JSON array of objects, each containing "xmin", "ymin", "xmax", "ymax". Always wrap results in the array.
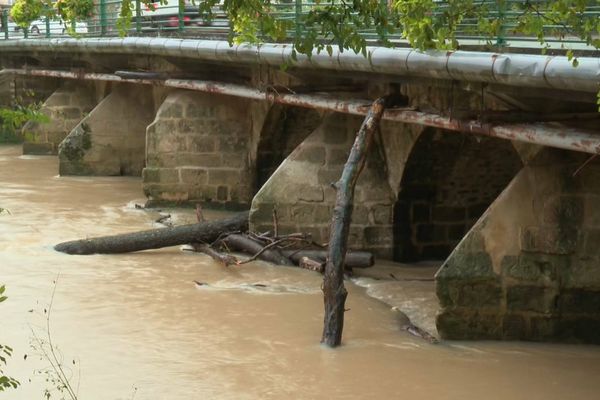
[
  {"xmin": 436, "ymin": 148, "xmax": 600, "ymax": 343},
  {"xmin": 143, "ymin": 90, "xmax": 254, "ymax": 208},
  {"xmin": 394, "ymin": 130, "xmax": 522, "ymax": 261},
  {"xmin": 58, "ymin": 84, "xmax": 154, "ymax": 176},
  {"xmin": 250, "ymin": 112, "xmax": 410, "ymax": 258},
  {"xmin": 22, "ymin": 81, "xmax": 98, "ymax": 155}
]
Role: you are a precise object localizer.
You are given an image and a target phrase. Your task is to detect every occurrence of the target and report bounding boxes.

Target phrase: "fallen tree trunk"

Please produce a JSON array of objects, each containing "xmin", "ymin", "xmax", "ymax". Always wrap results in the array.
[
  {"xmin": 54, "ymin": 212, "xmax": 249, "ymax": 255},
  {"xmin": 322, "ymin": 97, "xmax": 388, "ymax": 348},
  {"xmin": 220, "ymin": 234, "xmax": 294, "ymax": 266},
  {"xmin": 282, "ymin": 250, "xmax": 373, "ymax": 269}
]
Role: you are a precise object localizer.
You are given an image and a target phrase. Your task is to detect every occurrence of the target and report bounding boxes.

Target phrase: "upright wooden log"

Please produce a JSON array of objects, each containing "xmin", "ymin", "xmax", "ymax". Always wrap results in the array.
[
  {"xmin": 54, "ymin": 212, "xmax": 249, "ymax": 255},
  {"xmin": 321, "ymin": 97, "xmax": 388, "ymax": 347}
]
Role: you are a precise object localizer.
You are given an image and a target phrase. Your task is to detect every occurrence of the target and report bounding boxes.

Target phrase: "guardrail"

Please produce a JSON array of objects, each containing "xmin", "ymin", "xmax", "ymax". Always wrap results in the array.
[{"xmin": 1, "ymin": 0, "xmax": 598, "ymax": 50}]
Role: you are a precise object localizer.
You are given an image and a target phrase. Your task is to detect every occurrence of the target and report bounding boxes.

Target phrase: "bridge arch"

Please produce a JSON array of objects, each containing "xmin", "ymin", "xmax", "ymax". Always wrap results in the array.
[{"xmin": 393, "ymin": 128, "xmax": 523, "ymax": 262}]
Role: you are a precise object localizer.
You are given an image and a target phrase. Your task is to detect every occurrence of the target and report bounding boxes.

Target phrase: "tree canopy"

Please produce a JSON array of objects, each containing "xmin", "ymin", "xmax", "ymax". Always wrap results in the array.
[{"xmin": 190, "ymin": 0, "xmax": 599, "ymax": 61}]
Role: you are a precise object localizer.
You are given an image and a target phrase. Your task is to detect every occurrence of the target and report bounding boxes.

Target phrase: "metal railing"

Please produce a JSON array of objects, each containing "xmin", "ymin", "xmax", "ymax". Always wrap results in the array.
[{"xmin": 0, "ymin": 1, "xmax": 598, "ymax": 50}]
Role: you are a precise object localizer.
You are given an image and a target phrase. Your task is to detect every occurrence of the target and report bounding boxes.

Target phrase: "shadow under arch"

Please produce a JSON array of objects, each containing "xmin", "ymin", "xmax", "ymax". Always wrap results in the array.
[
  {"xmin": 393, "ymin": 128, "xmax": 523, "ymax": 262},
  {"xmin": 254, "ymin": 104, "xmax": 322, "ymax": 193}
]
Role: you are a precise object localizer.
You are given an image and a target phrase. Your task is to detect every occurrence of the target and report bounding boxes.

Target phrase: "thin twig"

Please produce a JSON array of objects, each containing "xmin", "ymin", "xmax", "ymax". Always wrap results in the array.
[
  {"xmin": 573, "ymin": 154, "xmax": 597, "ymax": 177},
  {"xmin": 236, "ymin": 237, "xmax": 310, "ymax": 265}
]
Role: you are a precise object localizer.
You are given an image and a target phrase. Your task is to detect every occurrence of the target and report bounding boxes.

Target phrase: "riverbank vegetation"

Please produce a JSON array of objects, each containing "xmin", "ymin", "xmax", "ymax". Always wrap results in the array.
[{"xmin": 0, "ymin": 103, "xmax": 48, "ymax": 143}]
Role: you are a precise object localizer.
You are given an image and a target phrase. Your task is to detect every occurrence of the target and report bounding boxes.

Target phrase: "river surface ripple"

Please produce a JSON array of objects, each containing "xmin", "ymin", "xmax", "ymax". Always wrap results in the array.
[{"xmin": 0, "ymin": 145, "xmax": 599, "ymax": 400}]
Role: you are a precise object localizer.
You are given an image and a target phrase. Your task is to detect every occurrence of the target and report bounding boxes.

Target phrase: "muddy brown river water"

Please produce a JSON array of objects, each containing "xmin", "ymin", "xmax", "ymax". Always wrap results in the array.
[{"xmin": 1, "ymin": 144, "xmax": 599, "ymax": 399}]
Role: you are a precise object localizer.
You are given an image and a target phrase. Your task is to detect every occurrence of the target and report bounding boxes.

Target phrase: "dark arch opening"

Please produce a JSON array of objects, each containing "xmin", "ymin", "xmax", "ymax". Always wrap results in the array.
[
  {"xmin": 393, "ymin": 129, "xmax": 523, "ymax": 262},
  {"xmin": 255, "ymin": 105, "xmax": 322, "ymax": 192}
]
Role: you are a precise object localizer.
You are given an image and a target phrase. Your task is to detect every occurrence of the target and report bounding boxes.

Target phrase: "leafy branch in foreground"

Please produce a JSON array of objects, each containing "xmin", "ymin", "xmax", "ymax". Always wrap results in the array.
[
  {"xmin": 29, "ymin": 276, "xmax": 79, "ymax": 400},
  {"xmin": 0, "ymin": 285, "xmax": 20, "ymax": 392}
]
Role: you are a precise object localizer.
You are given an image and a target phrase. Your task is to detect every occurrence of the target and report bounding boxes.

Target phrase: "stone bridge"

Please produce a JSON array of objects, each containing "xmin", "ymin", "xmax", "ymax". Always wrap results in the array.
[{"xmin": 1, "ymin": 36, "xmax": 599, "ymax": 343}]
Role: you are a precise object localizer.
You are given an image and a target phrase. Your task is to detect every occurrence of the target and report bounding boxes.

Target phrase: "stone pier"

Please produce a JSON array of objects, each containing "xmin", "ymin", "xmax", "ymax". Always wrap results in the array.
[
  {"xmin": 22, "ymin": 81, "xmax": 98, "ymax": 155},
  {"xmin": 143, "ymin": 90, "xmax": 255, "ymax": 208},
  {"xmin": 250, "ymin": 113, "xmax": 420, "ymax": 258},
  {"xmin": 436, "ymin": 148, "xmax": 600, "ymax": 343},
  {"xmin": 58, "ymin": 84, "xmax": 155, "ymax": 176}
]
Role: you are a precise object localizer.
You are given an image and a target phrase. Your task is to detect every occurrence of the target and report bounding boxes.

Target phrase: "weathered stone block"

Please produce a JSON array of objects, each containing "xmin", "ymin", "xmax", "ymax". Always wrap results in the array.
[
  {"xmin": 556, "ymin": 317, "xmax": 600, "ymax": 344},
  {"xmin": 437, "ymin": 251, "xmax": 495, "ymax": 280},
  {"xmin": 530, "ymin": 316, "xmax": 558, "ymax": 341},
  {"xmin": 559, "ymin": 289, "xmax": 600, "ymax": 314},
  {"xmin": 143, "ymin": 184, "xmax": 188, "ymax": 201},
  {"xmin": 250, "ymin": 203, "xmax": 278, "ymax": 225},
  {"xmin": 358, "ymin": 185, "xmax": 393, "ymax": 204},
  {"xmin": 142, "ymin": 167, "xmax": 180, "ymax": 184},
  {"xmin": 318, "ymin": 168, "xmax": 342, "ymax": 186},
  {"xmin": 60, "ymin": 107, "xmax": 84, "ymax": 120},
  {"xmin": 219, "ymin": 135, "xmax": 248, "ymax": 152},
  {"xmin": 294, "ymin": 146, "xmax": 326, "ymax": 164},
  {"xmin": 177, "ymin": 119, "xmax": 196, "ymax": 134},
  {"xmin": 348, "ymin": 226, "xmax": 366, "ymax": 247},
  {"xmin": 371, "ymin": 204, "xmax": 392, "ymax": 225},
  {"xmin": 543, "ymin": 195, "xmax": 584, "ymax": 226},
  {"xmin": 436, "ymin": 310, "xmax": 502, "ymax": 340},
  {"xmin": 520, "ymin": 226, "xmax": 579, "ymax": 255},
  {"xmin": 188, "ymin": 185, "xmax": 217, "ymax": 202},
  {"xmin": 208, "ymin": 169, "xmax": 240, "ymax": 185},
  {"xmin": 505, "ymin": 253, "xmax": 566, "ymax": 285},
  {"xmin": 583, "ymin": 229, "xmax": 600, "ymax": 257},
  {"xmin": 507, "ymin": 286, "xmax": 558, "ymax": 313},
  {"xmin": 290, "ymin": 204, "xmax": 315, "ymax": 221},
  {"xmin": 180, "ymin": 167, "xmax": 208, "ymax": 185},
  {"xmin": 314, "ymin": 204, "xmax": 333, "ymax": 222},
  {"xmin": 364, "ymin": 226, "xmax": 393, "ymax": 246},
  {"xmin": 195, "ymin": 153, "xmax": 224, "ymax": 168},
  {"xmin": 352, "ymin": 206, "xmax": 370, "ymax": 225},
  {"xmin": 584, "ymin": 195, "xmax": 600, "ymax": 227},
  {"xmin": 188, "ymin": 136, "xmax": 216, "ymax": 153},
  {"xmin": 153, "ymin": 120, "xmax": 177, "ymax": 136},
  {"xmin": 327, "ymin": 148, "xmax": 350, "ymax": 165},
  {"xmin": 160, "ymin": 102, "xmax": 183, "ymax": 118},
  {"xmin": 323, "ymin": 128, "xmax": 347, "ymax": 144},
  {"xmin": 217, "ymin": 186, "xmax": 229, "ymax": 201},
  {"xmin": 186, "ymin": 104, "xmax": 216, "ymax": 119},
  {"xmin": 502, "ymin": 314, "xmax": 528, "ymax": 340},
  {"xmin": 297, "ymin": 185, "xmax": 324, "ymax": 202},
  {"xmin": 561, "ymin": 258, "xmax": 600, "ymax": 289},
  {"xmin": 436, "ymin": 279, "xmax": 502, "ymax": 308}
]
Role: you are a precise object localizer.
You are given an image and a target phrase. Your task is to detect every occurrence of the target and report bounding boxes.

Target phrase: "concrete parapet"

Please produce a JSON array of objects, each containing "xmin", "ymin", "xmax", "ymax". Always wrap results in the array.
[
  {"xmin": 58, "ymin": 84, "xmax": 154, "ymax": 176},
  {"xmin": 250, "ymin": 113, "xmax": 404, "ymax": 258},
  {"xmin": 143, "ymin": 90, "xmax": 254, "ymax": 208},
  {"xmin": 436, "ymin": 148, "xmax": 600, "ymax": 343},
  {"xmin": 22, "ymin": 81, "xmax": 98, "ymax": 155}
]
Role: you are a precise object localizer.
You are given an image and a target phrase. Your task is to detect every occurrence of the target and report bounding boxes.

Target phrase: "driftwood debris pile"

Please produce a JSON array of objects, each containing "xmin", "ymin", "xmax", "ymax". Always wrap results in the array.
[
  {"xmin": 190, "ymin": 231, "xmax": 374, "ymax": 272},
  {"xmin": 53, "ymin": 209, "xmax": 374, "ymax": 273}
]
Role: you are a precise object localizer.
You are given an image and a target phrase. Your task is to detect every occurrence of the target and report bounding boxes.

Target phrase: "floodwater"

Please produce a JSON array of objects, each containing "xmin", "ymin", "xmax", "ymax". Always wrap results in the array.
[{"xmin": 0, "ymin": 144, "xmax": 599, "ymax": 400}]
